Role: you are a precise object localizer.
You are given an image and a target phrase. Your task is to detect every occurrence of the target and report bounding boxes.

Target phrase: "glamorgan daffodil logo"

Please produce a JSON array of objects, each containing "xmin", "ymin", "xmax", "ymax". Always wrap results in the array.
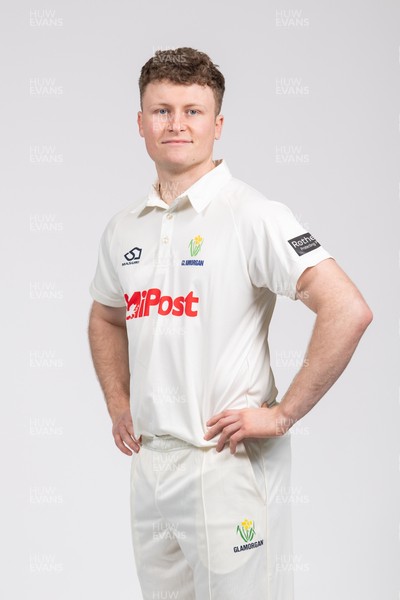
[
  {"xmin": 236, "ymin": 519, "xmax": 256, "ymax": 543},
  {"xmin": 189, "ymin": 235, "xmax": 204, "ymax": 257}
]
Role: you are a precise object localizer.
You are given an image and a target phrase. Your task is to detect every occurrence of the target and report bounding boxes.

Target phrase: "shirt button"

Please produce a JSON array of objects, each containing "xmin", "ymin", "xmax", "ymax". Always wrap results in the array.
[
  {"xmin": 166, "ymin": 213, "xmax": 173, "ymax": 220},
  {"xmin": 162, "ymin": 236, "xmax": 169, "ymax": 244}
]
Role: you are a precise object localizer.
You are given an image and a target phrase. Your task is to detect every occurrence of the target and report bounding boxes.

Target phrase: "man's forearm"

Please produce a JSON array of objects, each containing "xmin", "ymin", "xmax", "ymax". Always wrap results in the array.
[
  {"xmin": 278, "ymin": 304, "xmax": 372, "ymax": 427},
  {"xmin": 88, "ymin": 314, "xmax": 130, "ymax": 419}
]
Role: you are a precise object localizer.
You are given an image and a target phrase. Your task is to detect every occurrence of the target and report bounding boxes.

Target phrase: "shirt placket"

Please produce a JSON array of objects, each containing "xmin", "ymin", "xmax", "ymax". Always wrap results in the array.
[{"xmin": 157, "ymin": 205, "xmax": 177, "ymax": 270}]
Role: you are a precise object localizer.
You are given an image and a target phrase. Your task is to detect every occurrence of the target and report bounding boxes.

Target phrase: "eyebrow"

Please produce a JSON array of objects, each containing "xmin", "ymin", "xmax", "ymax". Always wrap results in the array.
[{"xmin": 148, "ymin": 103, "xmax": 207, "ymax": 109}]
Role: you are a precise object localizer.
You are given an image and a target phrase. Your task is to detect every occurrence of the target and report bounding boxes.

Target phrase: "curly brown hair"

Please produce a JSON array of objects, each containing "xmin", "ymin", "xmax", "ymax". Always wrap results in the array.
[{"xmin": 139, "ymin": 47, "xmax": 225, "ymax": 116}]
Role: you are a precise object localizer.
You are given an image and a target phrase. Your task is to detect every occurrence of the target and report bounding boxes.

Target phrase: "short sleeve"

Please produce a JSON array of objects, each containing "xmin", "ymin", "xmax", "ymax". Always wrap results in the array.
[
  {"xmin": 89, "ymin": 216, "xmax": 126, "ymax": 308},
  {"xmin": 245, "ymin": 200, "xmax": 334, "ymax": 299}
]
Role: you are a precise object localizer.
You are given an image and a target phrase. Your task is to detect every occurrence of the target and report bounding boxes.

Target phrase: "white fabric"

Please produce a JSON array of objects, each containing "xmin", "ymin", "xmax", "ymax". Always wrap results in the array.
[
  {"xmin": 130, "ymin": 432, "xmax": 294, "ymax": 600},
  {"xmin": 89, "ymin": 159, "xmax": 333, "ymax": 446}
]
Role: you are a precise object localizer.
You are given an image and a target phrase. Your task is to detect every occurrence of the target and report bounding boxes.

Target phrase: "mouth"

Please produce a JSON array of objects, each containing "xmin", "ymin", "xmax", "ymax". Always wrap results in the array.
[{"xmin": 162, "ymin": 140, "xmax": 193, "ymax": 144}]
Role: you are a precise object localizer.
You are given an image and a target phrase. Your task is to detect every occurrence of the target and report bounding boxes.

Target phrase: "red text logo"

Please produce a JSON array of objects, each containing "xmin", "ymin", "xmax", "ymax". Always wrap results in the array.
[{"xmin": 124, "ymin": 288, "xmax": 199, "ymax": 320}]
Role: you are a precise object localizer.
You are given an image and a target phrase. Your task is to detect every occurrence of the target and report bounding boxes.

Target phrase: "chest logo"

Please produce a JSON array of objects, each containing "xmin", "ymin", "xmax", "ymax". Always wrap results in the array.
[
  {"xmin": 189, "ymin": 235, "xmax": 204, "ymax": 257},
  {"xmin": 182, "ymin": 235, "xmax": 205, "ymax": 266},
  {"xmin": 122, "ymin": 247, "xmax": 142, "ymax": 266},
  {"xmin": 124, "ymin": 288, "xmax": 199, "ymax": 320}
]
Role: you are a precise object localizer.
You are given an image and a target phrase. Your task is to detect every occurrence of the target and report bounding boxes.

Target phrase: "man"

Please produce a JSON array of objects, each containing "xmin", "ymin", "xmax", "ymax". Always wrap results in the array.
[{"xmin": 88, "ymin": 47, "xmax": 372, "ymax": 600}]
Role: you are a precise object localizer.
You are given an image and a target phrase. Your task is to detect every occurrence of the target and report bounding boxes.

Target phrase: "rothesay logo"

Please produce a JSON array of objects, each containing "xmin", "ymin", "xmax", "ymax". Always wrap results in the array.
[
  {"xmin": 287, "ymin": 233, "xmax": 320, "ymax": 256},
  {"xmin": 122, "ymin": 247, "xmax": 142, "ymax": 266}
]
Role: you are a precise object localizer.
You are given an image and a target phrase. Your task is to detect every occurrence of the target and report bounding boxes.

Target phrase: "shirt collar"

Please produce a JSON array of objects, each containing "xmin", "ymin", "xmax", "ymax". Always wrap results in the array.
[{"xmin": 143, "ymin": 159, "xmax": 232, "ymax": 214}]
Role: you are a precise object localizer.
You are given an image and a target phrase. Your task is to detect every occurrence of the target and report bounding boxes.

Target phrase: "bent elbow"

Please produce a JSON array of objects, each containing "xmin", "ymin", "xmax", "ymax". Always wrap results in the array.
[{"xmin": 353, "ymin": 302, "xmax": 373, "ymax": 334}]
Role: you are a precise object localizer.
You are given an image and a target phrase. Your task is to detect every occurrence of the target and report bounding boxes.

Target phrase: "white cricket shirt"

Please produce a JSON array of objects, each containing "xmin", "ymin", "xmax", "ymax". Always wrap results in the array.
[{"xmin": 90, "ymin": 159, "xmax": 333, "ymax": 447}]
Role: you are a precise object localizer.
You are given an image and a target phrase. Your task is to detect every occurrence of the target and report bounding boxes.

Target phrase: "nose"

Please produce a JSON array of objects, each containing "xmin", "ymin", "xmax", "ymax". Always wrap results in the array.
[{"xmin": 168, "ymin": 111, "xmax": 186, "ymax": 133}]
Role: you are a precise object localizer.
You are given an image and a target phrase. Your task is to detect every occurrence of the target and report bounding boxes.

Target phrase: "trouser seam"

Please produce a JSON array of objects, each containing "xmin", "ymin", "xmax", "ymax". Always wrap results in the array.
[
  {"xmin": 200, "ymin": 449, "xmax": 212, "ymax": 599},
  {"xmin": 262, "ymin": 445, "xmax": 270, "ymax": 600}
]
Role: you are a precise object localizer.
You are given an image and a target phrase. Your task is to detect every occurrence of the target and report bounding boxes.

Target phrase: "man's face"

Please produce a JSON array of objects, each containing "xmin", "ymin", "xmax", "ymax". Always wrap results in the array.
[{"xmin": 137, "ymin": 80, "xmax": 223, "ymax": 172}]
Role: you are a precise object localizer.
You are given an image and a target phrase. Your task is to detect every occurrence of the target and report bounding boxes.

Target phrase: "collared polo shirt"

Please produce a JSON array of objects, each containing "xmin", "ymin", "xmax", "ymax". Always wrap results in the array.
[{"xmin": 90, "ymin": 158, "xmax": 333, "ymax": 447}]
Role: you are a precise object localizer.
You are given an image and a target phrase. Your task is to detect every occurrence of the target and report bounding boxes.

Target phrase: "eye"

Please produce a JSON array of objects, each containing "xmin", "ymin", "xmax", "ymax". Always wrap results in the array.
[
  {"xmin": 188, "ymin": 109, "xmax": 199, "ymax": 116},
  {"xmin": 156, "ymin": 108, "xmax": 168, "ymax": 115}
]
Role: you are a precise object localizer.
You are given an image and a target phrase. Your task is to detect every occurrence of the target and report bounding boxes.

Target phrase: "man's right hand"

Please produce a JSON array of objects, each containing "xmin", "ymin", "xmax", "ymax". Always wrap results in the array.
[{"xmin": 111, "ymin": 407, "xmax": 142, "ymax": 455}]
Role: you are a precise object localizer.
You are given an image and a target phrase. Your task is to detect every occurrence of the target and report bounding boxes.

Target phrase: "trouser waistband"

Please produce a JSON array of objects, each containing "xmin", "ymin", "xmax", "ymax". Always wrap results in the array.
[{"xmin": 140, "ymin": 434, "xmax": 194, "ymax": 452}]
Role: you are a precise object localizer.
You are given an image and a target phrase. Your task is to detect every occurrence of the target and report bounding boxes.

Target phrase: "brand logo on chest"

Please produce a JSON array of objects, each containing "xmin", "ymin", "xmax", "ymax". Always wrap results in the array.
[
  {"xmin": 122, "ymin": 247, "xmax": 142, "ymax": 266},
  {"xmin": 181, "ymin": 234, "xmax": 205, "ymax": 266},
  {"xmin": 124, "ymin": 288, "xmax": 199, "ymax": 320}
]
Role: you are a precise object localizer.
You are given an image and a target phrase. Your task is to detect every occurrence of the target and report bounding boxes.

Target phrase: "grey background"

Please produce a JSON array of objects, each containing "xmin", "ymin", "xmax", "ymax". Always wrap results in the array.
[{"xmin": 1, "ymin": 0, "xmax": 399, "ymax": 598}]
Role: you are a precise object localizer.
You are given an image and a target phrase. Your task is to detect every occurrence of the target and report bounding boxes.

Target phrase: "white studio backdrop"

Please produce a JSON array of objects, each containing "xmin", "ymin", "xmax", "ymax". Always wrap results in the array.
[{"xmin": 0, "ymin": 1, "xmax": 399, "ymax": 599}]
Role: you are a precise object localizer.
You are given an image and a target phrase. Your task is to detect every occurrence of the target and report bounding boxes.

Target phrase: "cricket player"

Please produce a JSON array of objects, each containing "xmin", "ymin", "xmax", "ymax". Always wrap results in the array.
[{"xmin": 88, "ymin": 47, "xmax": 373, "ymax": 599}]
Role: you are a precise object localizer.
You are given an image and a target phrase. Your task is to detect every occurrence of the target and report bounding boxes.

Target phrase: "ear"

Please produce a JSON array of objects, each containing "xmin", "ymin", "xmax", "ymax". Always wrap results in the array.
[
  {"xmin": 214, "ymin": 114, "xmax": 224, "ymax": 140},
  {"xmin": 137, "ymin": 111, "xmax": 144, "ymax": 138}
]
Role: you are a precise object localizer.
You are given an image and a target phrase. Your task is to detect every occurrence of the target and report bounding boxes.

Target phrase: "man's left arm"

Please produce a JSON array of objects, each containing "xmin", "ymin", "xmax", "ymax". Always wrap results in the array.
[{"xmin": 204, "ymin": 258, "xmax": 373, "ymax": 453}]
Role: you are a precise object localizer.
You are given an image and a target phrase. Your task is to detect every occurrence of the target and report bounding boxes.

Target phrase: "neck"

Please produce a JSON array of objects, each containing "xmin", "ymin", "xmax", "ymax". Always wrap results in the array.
[{"xmin": 155, "ymin": 159, "xmax": 217, "ymax": 205}]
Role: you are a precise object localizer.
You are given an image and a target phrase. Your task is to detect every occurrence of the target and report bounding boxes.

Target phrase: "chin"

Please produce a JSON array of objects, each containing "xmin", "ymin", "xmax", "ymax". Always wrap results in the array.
[{"xmin": 158, "ymin": 156, "xmax": 191, "ymax": 167}]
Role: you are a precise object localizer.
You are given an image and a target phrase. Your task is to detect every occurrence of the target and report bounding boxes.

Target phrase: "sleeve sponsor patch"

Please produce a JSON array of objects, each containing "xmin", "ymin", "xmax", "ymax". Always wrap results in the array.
[{"xmin": 287, "ymin": 232, "xmax": 321, "ymax": 256}]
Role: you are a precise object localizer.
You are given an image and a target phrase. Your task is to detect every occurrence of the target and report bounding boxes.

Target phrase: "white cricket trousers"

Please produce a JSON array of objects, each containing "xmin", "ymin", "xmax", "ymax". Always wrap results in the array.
[{"xmin": 130, "ymin": 433, "xmax": 294, "ymax": 600}]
